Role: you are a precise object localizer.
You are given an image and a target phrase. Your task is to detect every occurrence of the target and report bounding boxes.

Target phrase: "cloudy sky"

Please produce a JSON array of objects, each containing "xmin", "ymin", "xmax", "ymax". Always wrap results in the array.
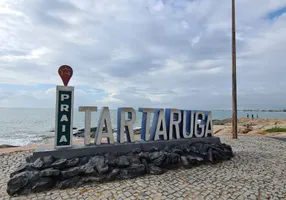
[{"xmin": 0, "ymin": 0, "xmax": 286, "ymax": 110}]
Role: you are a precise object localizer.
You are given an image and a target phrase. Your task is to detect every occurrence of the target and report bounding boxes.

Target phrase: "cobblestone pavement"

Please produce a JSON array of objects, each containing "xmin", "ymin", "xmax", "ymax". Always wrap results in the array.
[{"xmin": 1, "ymin": 136, "xmax": 286, "ymax": 200}]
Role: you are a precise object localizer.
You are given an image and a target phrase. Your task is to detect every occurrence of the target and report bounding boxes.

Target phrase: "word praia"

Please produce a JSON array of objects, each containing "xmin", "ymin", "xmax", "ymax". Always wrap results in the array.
[{"xmin": 69, "ymin": 106, "xmax": 213, "ymax": 146}]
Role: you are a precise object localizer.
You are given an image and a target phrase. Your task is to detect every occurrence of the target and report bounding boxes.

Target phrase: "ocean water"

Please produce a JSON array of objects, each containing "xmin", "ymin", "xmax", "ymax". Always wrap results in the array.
[{"xmin": 1, "ymin": 107, "xmax": 286, "ymax": 146}]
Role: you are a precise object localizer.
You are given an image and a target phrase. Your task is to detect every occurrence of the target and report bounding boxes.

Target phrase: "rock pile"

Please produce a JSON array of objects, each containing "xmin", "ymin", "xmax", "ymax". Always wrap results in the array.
[{"xmin": 7, "ymin": 142, "xmax": 233, "ymax": 196}]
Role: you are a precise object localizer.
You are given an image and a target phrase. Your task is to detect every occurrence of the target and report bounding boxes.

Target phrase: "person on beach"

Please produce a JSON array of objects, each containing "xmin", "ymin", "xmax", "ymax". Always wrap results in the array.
[
  {"xmin": 247, "ymin": 113, "xmax": 249, "ymax": 118},
  {"xmin": 252, "ymin": 114, "xmax": 254, "ymax": 120},
  {"xmin": 257, "ymin": 114, "xmax": 258, "ymax": 119}
]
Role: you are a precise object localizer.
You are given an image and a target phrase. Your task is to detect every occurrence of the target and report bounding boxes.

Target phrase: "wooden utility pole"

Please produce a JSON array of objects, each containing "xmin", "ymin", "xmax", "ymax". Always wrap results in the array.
[{"xmin": 232, "ymin": 0, "xmax": 238, "ymax": 139}]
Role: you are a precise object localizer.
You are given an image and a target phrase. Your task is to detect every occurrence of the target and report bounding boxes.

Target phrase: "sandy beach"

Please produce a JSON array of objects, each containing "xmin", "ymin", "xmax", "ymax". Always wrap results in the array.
[{"xmin": 213, "ymin": 118, "xmax": 286, "ymax": 137}]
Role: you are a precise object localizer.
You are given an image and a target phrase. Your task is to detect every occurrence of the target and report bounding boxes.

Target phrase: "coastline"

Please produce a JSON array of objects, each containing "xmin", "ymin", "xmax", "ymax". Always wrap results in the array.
[{"xmin": 1, "ymin": 117, "xmax": 286, "ymax": 155}]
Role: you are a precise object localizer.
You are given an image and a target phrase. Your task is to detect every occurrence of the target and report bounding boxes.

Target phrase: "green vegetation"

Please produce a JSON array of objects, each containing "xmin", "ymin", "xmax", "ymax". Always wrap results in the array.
[{"xmin": 265, "ymin": 127, "xmax": 286, "ymax": 133}]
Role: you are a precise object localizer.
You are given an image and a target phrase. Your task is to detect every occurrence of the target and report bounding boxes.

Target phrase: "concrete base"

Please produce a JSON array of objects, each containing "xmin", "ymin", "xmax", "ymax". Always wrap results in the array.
[{"xmin": 31, "ymin": 137, "xmax": 221, "ymax": 162}]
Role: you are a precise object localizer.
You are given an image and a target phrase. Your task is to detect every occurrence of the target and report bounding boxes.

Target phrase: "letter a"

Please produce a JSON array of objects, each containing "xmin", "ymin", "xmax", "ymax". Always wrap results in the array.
[
  {"xmin": 60, "ymin": 115, "xmax": 68, "ymax": 122},
  {"xmin": 59, "ymin": 135, "xmax": 67, "ymax": 143}
]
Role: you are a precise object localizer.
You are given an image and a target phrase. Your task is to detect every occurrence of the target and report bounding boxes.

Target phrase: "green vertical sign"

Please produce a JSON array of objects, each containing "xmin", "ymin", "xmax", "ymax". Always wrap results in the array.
[{"xmin": 55, "ymin": 86, "xmax": 74, "ymax": 148}]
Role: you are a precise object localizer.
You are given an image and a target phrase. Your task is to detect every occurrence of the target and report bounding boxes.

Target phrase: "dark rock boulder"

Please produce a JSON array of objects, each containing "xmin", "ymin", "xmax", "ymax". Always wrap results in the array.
[
  {"xmin": 74, "ymin": 127, "xmax": 99, "ymax": 138},
  {"xmin": 88, "ymin": 156, "xmax": 108, "ymax": 174},
  {"xmin": 40, "ymin": 168, "xmax": 60, "ymax": 177},
  {"xmin": 129, "ymin": 156, "xmax": 141, "ymax": 165},
  {"xmin": 141, "ymin": 159, "xmax": 149, "ymax": 173},
  {"xmin": 106, "ymin": 168, "xmax": 120, "ymax": 181},
  {"xmin": 51, "ymin": 159, "xmax": 67, "ymax": 170},
  {"xmin": 187, "ymin": 155, "xmax": 203, "ymax": 165},
  {"xmin": 171, "ymin": 148, "xmax": 184, "ymax": 156},
  {"xmin": 57, "ymin": 176, "xmax": 81, "ymax": 189},
  {"xmin": 138, "ymin": 152, "xmax": 149, "ymax": 160},
  {"xmin": 148, "ymin": 151, "xmax": 166, "ymax": 166},
  {"xmin": 0, "ymin": 144, "xmax": 19, "ymax": 148},
  {"xmin": 116, "ymin": 156, "xmax": 130, "ymax": 168},
  {"xmin": 149, "ymin": 165, "xmax": 164, "ymax": 175},
  {"xmin": 119, "ymin": 164, "xmax": 145, "ymax": 179},
  {"xmin": 26, "ymin": 155, "xmax": 33, "ymax": 163},
  {"xmin": 32, "ymin": 156, "xmax": 55, "ymax": 170},
  {"xmin": 61, "ymin": 167, "xmax": 82, "ymax": 179},
  {"xmin": 150, "ymin": 147, "xmax": 159, "ymax": 152},
  {"xmin": 105, "ymin": 153, "xmax": 117, "ymax": 166},
  {"xmin": 168, "ymin": 153, "xmax": 181, "ymax": 165},
  {"xmin": 180, "ymin": 156, "xmax": 189, "ymax": 167},
  {"xmin": 10, "ymin": 163, "xmax": 35, "ymax": 178},
  {"xmin": 7, "ymin": 171, "xmax": 39, "ymax": 196},
  {"xmin": 80, "ymin": 163, "xmax": 95, "ymax": 175},
  {"xmin": 31, "ymin": 177, "xmax": 54, "ymax": 193},
  {"xmin": 66, "ymin": 158, "xmax": 79, "ymax": 168},
  {"xmin": 208, "ymin": 148, "xmax": 214, "ymax": 163},
  {"xmin": 79, "ymin": 176, "xmax": 105, "ymax": 184},
  {"xmin": 7, "ymin": 139, "xmax": 235, "ymax": 196},
  {"xmin": 222, "ymin": 143, "xmax": 234, "ymax": 157},
  {"xmin": 78, "ymin": 156, "xmax": 90, "ymax": 166}
]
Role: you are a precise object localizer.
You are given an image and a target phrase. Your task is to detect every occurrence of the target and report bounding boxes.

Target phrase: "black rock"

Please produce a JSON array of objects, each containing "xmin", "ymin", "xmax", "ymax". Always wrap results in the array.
[
  {"xmin": 141, "ymin": 159, "xmax": 149, "ymax": 173},
  {"xmin": 57, "ymin": 176, "xmax": 81, "ymax": 189},
  {"xmin": 51, "ymin": 159, "xmax": 67, "ymax": 169},
  {"xmin": 61, "ymin": 167, "xmax": 82, "ymax": 179},
  {"xmin": 32, "ymin": 156, "xmax": 55, "ymax": 169},
  {"xmin": 26, "ymin": 155, "xmax": 33, "ymax": 163},
  {"xmin": 75, "ymin": 127, "xmax": 99, "ymax": 138},
  {"xmin": 73, "ymin": 132, "xmax": 84, "ymax": 137},
  {"xmin": 208, "ymin": 148, "xmax": 214, "ymax": 163},
  {"xmin": 148, "ymin": 151, "xmax": 166, "ymax": 166},
  {"xmin": 78, "ymin": 156, "xmax": 90, "ymax": 165},
  {"xmin": 150, "ymin": 147, "xmax": 159, "ymax": 152},
  {"xmin": 105, "ymin": 154, "xmax": 117, "ymax": 166},
  {"xmin": 168, "ymin": 153, "xmax": 181, "ymax": 165},
  {"xmin": 66, "ymin": 158, "xmax": 79, "ymax": 168},
  {"xmin": 80, "ymin": 163, "xmax": 95, "ymax": 175},
  {"xmin": 7, "ymin": 172, "xmax": 29, "ymax": 194},
  {"xmin": 190, "ymin": 144, "xmax": 202, "ymax": 154},
  {"xmin": 171, "ymin": 148, "xmax": 184, "ymax": 156},
  {"xmin": 78, "ymin": 127, "xmax": 98, "ymax": 132},
  {"xmin": 149, "ymin": 165, "xmax": 164, "ymax": 175},
  {"xmin": 0, "ymin": 144, "xmax": 19, "ymax": 148},
  {"xmin": 222, "ymin": 143, "xmax": 234, "ymax": 157},
  {"xmin": 80, "ymin": 176, "xmax": 105, "ymax": 184},
  {"xmin": 138, "ymin": 152, "xmax": 149, "ymax": 160},
  {"xmin": 129, "ymin": 156, "xmax": 141, "ymax": 165},
  {"xmin": 10, "ymin": 163, "xmax": 34, "ymax": 178},
  {"xmin": 7, "ymin": 171, "xmax": 39, "ymax": 196},
  {"xmin": 163, "ymin": 145, "xmax": 172, "ymax": 152},
  {"xmin": 119, "ymin": 164, "xmax": 145, "ymax": 179},
  {"xmin": 106, "ymin": 168, "xmax": 120, "ymax": 181},
  {"xmin": 31, "ymin": 177, "xmax": 54, "ymax": 193},
  {"xmin": 116, "ymin": 156, "xmax": 130, "ymax": 168},
  {"xmin": 40, "ymin": 168, "xmax": 60, "ymax": 177},
  {"xmin": 6, "ymin": 140, "xmax": 234, "ymax": 196},
  {"xmin": 180, "ymin": 156, "xmax": 189, "ymax": 167},
  {"xmin": 187, "ymin": 155, "xmax": 203, "ymax": 165},
  {"xmin": 89, "ymin": 156, "xmax": 108, "ymax": 174}
]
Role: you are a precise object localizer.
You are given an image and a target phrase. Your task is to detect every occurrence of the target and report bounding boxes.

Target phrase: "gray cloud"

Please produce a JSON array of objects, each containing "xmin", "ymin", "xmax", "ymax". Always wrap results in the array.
[{"xmin": 0, "ymin": 0, "xmax": 286, "ymax": 109}]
